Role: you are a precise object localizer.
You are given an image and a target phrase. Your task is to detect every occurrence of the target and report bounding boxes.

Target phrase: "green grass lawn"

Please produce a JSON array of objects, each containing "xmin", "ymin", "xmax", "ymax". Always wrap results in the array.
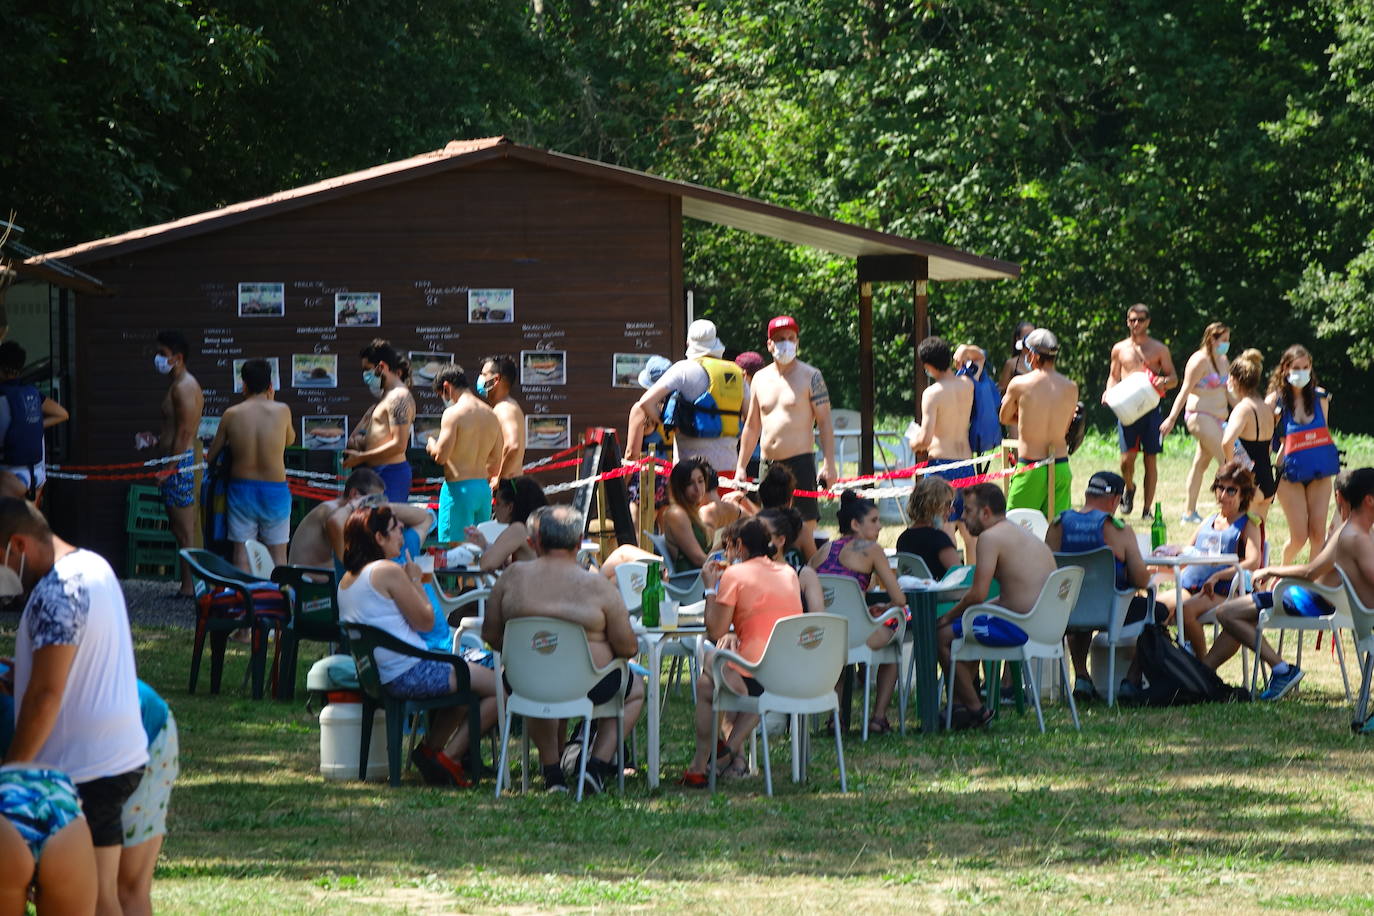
[{"xmin": 6, "ymin": 426, "xmax": 1374, "ymax": 913}]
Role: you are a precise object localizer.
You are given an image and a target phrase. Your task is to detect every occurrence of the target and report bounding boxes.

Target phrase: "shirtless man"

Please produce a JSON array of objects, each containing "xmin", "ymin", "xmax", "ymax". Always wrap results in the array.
[
  {"xmin": 734, "ymin": 316, "xmax": 837, "ymax": 558},
  {"xmin": 151, "ymin": 330, "xmax": 203, "ymax": 596},
  {"xmin": 483, "ymin": 505, "xmax": 645, "ymax": 794},
  {"xmin": 426, "ymin": 364, "xmax": 502, "ymax": 541},
  {"xmin": 208, "ymin": 359, "xmax": 294, "ymax": 570},
  {"xmin": 344, "ymin": 340, "xmax": 414, "ymax": 502},
  {"xmin": 1000, "ymin": 328, "xmax": 1079, "ymax": 518},
  {"xmin": 288, "ymin": 467, "xmax": 385, "ymax": 567},
  {"xmin": 1104, "ymin": 304, "xmax": 1178, "ymax": 516},
  {"xmin": 936, "ymin": 483, "xmax": 1057, "ymax": 728},
  {"xmin": 477, "ymin": 355, "xmax": 525, "ymax": 480},
  {"xmin": 905, "ymin": 336, "xmax": 975, "ymax": 555},
  {"xmin": 1202, "ymin": 467, "xmax": 1374, "ymax": 708}
]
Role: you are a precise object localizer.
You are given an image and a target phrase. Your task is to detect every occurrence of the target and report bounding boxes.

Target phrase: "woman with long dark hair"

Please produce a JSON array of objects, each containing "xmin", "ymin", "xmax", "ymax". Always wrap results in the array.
[{"xmin": 1267, "ymin": 344, "xmax": 1340, "ymax": 563}]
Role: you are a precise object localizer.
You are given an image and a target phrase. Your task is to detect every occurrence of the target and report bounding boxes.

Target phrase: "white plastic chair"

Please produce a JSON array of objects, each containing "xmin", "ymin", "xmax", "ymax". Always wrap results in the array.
[
  {"xmin": 1006, "ymin": 509, "xmax": 1049, "ymax": 541},
  {"xmin": 1054, "ymin": 547, "xmax": 1151, "ymax": 707},
  {"xmin": 892, "ymin": 552, "xmax": 933, "ymax": 580},
  {"xmin": 243, "ymin": 539, "xmax": 275, "ymax": 580},
  {"xmin": 474, "ymin": 520, "xmax": 508, "ymax": 545},
  {"xmin": 1252, "ymin": 576, "xmax": 1353, "ymax": 701},
  {"xmin": 817, "ymin": 574, "xmax": 907, "ymax": 738},
  {"xmin": 494, "ymin": 617, "xmax": 629, "ymax": 801},
  {"xmin": 1341, "ymin": 566, "xmax": 1374, "ymax": 728},
  {"xmin": 947, "ymin": 565, "xmax": 1085, "ymax": 733},
  {"xmin": 708, "ymin": 614, "xmax": 849, "ymax": 795}
]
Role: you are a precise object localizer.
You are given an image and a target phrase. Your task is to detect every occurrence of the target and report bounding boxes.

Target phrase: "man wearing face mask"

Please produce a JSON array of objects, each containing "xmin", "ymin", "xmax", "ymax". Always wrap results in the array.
[
  {"xmin": 147, "ymin": 330, "xmax": 203, "ymax": 597},
  {"xmin": 476, "ymin": 355, "xmax": 525, "ymax": 480},
  {"xmin": 734, "ymin": 316, "xmax": 838, "ymax": 559},
  {"xmin": 426, "ymin": 363, "xmax": 503, "ymax": 541},
  {"xmin": 0, "ymin": 498, "xmax": 148, "ymax": 914},
  {"xmin": 345, "ymin": 340, "xmax": 415, "ymax": 502},
  {"xmin": 208, "ymin": 359, "xmax": 295, "ymax": 571}
]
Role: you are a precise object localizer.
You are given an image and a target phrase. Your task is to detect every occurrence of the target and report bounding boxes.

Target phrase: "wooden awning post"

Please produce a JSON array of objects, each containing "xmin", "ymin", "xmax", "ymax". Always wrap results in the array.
[
  {"xmin": 858, "ymin": 280, "xmax": 875, "ymax": 476},
  {"xmin": 913, "ymin": 278, "xmax": 929, "ymax": 421}
]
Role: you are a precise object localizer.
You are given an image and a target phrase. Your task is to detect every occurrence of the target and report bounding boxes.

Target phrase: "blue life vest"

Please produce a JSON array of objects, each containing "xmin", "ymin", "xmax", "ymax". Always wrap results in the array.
[
  {"xmin": 956, "ymin": 360, "xmax": 1002, "ymax": 454},
  {"xmin": 1180, "ymin": 513, "xmax": 1248, "ymax": 592},
  {"xmin": 0, "ymin": 381, "xmax": 45, "ymax": 468},
  {"xmin": 1056, "ymin": 508, "xmax": 1129, "ymax": 590},
  {"xmin": 1280, "ymin": 391, "xmax": 1340, "ymax": 484}
]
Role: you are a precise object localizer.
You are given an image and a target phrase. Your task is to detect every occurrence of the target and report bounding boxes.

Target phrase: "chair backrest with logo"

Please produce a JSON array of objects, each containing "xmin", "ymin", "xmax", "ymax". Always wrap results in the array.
[{"xmin": 750, "ymin": 614, "xmax": 847, "ymax": 699}]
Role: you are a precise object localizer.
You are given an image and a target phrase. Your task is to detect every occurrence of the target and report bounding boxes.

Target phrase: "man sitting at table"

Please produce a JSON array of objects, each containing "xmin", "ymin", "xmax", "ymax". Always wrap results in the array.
[
  {"xmin": 1201, "ymin": 467, "xmax": 1374, "ymax": 702},
  {"xmin": 936, "ymin": 483, "xmax": 1056, "ymax": 729},
  {"xmin": 483, "ymin": 505, "xmax": 645, "ymax": 795},
  {"xmin": 1044, "ymin": 470, "xmax": 1150, "ymax": 701}
]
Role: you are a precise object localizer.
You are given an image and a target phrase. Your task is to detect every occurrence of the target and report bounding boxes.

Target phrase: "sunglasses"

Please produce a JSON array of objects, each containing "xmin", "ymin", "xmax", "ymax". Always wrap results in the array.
[
  {"xmin": 1213, "ymin": 485, "xmax": 1241, "ymax": 496},
  {"xmin": 1126, "ymin": 317, "xmax": 1148, "ymax": 324}
]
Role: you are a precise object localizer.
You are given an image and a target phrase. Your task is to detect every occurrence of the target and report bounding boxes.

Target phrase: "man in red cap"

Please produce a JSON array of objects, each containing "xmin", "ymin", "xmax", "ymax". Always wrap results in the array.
[{"xmin": 734, "ymin": 316, "xmax": 837, "ymax": 558}]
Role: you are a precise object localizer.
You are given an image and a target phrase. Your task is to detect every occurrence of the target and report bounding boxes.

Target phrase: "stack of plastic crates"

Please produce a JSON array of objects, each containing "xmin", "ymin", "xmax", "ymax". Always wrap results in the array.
[{"xmin": 125, "ymin": 484, "xmax": 178, "ymax": 579}]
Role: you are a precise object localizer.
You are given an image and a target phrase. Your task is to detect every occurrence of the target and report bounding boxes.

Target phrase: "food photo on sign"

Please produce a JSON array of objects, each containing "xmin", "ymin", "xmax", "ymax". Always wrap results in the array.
[
  {"xmin": 467, "ymin": 288, "xmax": 514, "ymax": 323},
  {"xmin": 292, "ymin": 353, "xmax": 338, "ymax": 388},
  {"xmin": 302, "ymin": 415, "xmax": 349, "ymax": 450},
  {"xmin": 334, "ymin": 292, "xmax": 381, "ymax": 327},
  {"xmin": 520, "ymin": 350, "xmax": 566, "ymax": 386},
  {"xmin": 612, "ymin": 353, "xmax": 653, "ymax": 388},
  {"xmin": 408, "ymin": 351, "xmax": 454, "ymax": 387},
  {"xmin": 231, "ymin": 357, "xmax": 281, "ymax": 393},
  {"xmin": 238, "ymin": 282, "xmax": 285, "ymax": 317},
  {"xmin": 526, "ymin": 414, "xmax": 571, "ymax": 450},
  {"xmin": 411, "ymin": 415, "xmax": 444, "ymax": 448}
]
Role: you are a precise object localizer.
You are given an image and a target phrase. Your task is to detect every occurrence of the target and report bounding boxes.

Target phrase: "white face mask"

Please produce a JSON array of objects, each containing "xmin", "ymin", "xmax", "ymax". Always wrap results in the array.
[
  {"xmin": 363, "ymin": 370, "xmax": 383, "ymax": 395},
  {"xmin": 154, "ymin": 354, "xmax": 174, "ymax": 375},
  {"xmin": 772, "ymin": 340, "xmax": 798, "ymax": 365},
  {"xmin": 1023, "ymin": 355, "xmax": 1033, "ymax": 372},
  {"xmin": 1287, "ymin": 368, "xmax": 1311, "ymax": 388},
  {"xmin": 0, "ymin": 542, "xmax": 26, "ymax": 599}
]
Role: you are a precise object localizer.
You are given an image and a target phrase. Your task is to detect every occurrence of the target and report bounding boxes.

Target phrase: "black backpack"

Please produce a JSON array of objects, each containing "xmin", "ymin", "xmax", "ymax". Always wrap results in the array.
[{"xmin": 1134, "ymin": 624, "xmax": 1249, "ymax": 705}]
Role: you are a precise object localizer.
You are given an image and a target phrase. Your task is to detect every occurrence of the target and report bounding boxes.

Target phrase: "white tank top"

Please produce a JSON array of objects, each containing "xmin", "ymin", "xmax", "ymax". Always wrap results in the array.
[{"xmin": 338, "ymin": 561, "xmax": 426, "ymax": 683}]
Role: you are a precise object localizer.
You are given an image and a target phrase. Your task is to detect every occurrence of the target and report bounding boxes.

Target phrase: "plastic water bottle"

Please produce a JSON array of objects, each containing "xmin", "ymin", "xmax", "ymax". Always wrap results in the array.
[
  {"xmin": 641, "ymin": 560, "xmax": 662, "ymax": 628},
  {"xmin": 1151, "ymin": 502, "xmax": 1168, "ymax": 550}
]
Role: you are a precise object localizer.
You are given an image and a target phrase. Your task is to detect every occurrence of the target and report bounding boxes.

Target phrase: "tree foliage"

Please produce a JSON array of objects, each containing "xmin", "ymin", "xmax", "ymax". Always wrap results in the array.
[{"xmin": 5, "ymin": 0, "xmax": 1373, "ymax": 428}]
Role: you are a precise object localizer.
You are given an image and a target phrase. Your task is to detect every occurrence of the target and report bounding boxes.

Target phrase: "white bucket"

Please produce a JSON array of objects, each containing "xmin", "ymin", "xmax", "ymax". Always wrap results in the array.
[
  {"xmin": 1104, "ymin": 372, "xmax": 1161, "ymax": 426},
  {"xmin": 319, "ymin": 703, "xmax": 389, "ymax": 781}
]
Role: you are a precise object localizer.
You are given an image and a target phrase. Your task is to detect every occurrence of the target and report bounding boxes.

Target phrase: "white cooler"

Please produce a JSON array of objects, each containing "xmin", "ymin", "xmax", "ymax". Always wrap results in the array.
[
  {"xmin": 319, "ymin": 703, "xmax": 389, "ymax": 781},
  {"xmin": 1104, "ymin": 372, "xmax": 1161, "ymax": 426}
]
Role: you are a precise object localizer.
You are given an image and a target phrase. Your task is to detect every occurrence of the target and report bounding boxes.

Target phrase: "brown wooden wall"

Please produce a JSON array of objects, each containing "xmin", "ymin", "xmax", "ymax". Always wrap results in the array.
[{"xmin": 50, "ymin": 158, "xmax": 685, "ymax": 566}]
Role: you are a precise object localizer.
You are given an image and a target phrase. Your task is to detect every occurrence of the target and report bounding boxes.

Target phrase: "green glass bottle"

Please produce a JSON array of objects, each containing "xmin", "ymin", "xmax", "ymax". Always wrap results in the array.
[
  {"xmin": 641, "ymin": 559, "xmax": 662, "ymax": 627},
  {"xmin": 1150, "ymin": 501, "xmax": 1168, "ymax": 551}
]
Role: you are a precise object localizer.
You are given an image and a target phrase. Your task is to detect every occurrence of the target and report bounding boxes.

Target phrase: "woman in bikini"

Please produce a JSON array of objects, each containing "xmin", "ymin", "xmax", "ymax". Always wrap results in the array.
[
  {"xmin": 1220, "ymin": 349, "xmax": 1276, "ymax": 519},
  {"xmin": 1268, "ymin": 345, "xmax": 1340, "ymax": 564},
  {"xmin": 809, "ymin": 491, "xmax": 908, "ymax": 735},
  {"xmin": 1161, "ymin": 322, "xmax": 1232, "ymax": 524}
]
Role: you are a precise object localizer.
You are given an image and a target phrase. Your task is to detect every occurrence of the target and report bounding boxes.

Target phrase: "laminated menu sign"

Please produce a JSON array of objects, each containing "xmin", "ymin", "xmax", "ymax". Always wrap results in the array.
[
  {"xmin": 292, "ymin": 353, "xmax": 338, "ymax": 388},
  {"xmin": 409, "ymin": 352, "xmax": 454, "ymax": 387},
  {"xmin": 412, "ymin": 415, "xmax": 443, "ymax": 449},
  {"xmin": 613, "ymin": 353, "xmax": 653, "ymax": 388},
  {"xmin": 231, "ymin": 357, "xmax": 281, "ymax": 393},
  {"xmin": 520, "ymin": 350, "xmax": 565, "ymax": 386},
  {"xmin": 238, "ymin": 282, "xmax": 284, "ymax": 317},
  {"xmin": 302, "ymin": 415, "xmax": 348, "ymax": 450},
  {"xmin": 526, "ymin": 415, "xmax": 571, "ymax": 450},
  {"xmin": 468, "ymin": 288, "xmax": 514, "ymax": 323},
  {"xmin": 335, "ymin": 292, "xmax": 381, "ymax": 327}
]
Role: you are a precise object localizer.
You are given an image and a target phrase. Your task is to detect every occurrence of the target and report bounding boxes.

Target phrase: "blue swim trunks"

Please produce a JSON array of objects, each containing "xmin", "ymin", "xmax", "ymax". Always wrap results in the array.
[
  {"xmin": 374, "ymin": 461, "xmax": 412, "ymax": 503},
  {"xmin": 160, "ymin": 451, "xmax": 196, "ymax": 509},
  {"xmin": 226, "ymin": 478, "xmax": 292, "ymax": 545},
  {"xmin": 1118, "ymin": 406, "xmax": 1163, "ymax": 455},
  {"xmin": 387, "ymin": 659, "xmax": 455, "ymax": 699},
  {"xmin": 0, "ymin": 766, "xmax": 84, "ymax": 866},
  {"xmin": 951, "ymin": 615, "xmax": 1029, "ymax": 648},
  {"xmin": 438, "ymin": 479, "xmax": 492, "ymax": 541},
  {"xmin": 926, "ymin": 458, "xmax": 971, "ymax": 522}
]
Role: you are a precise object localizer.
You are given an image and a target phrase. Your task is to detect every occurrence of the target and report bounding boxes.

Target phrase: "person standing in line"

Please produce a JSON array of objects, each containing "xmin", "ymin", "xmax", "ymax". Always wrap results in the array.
[
  {"xmin": 427, "ymin": 364, "xmax": 503, "ymax": 541},
  {"xmin": 734, "ymin": 316, "xmax": 838, "ymax": 560},
  {"xmin": 476, "ymin": 355, "xmax": 525, "ymax": 480},
  {"xmin": 207, "ymin": 359, "xmax": 295, "ymax": 571},
  {"xmin": 345, "ymin": 340, "xmax": 415, "ymax": 503},
  {"xmin": 1160, "ymin": 322, "xmax": 1233, "ymax": 524},
  {"xmin": 1000, "ymin": 329, "xmax": 1079, "ymax": 517},
  {"xmin": 147, "ymin": 330, "xmax": 203, "ymax": 597},
  {"xmin": 1268, "ymin": 344, "xmax": 1340, "ymax": 564},
  {"xmin": 0, "ymin": 340, "xmax": 69, "ymax": 503},
  {"xmin": 1104, "ymin": 304, "xmax": 1177, "ymax": 517},
  {"xmin": 904, "ymin": 336, "xmax": 975, "ymax": 559}
]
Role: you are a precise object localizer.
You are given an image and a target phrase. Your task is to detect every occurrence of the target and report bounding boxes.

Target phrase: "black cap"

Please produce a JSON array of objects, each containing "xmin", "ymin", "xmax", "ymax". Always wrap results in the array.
[{"xmin": 1085, "ymin": 471, "xmax": 1126, "ymax": 497}]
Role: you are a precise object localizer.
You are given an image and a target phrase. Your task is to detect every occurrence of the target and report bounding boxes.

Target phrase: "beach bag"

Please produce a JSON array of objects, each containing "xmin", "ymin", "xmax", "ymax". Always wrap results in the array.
[
  {"xmin": 1134, "ymin": 624, "xmax": 1248, "ymax": 705},
  {"xmin": 956, "ymin": 360, "xmax": 1002, "ymax": 454}
]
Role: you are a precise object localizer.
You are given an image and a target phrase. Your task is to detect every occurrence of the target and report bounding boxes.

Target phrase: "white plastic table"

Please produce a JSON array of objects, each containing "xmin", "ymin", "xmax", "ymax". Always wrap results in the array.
[
  {"xmin": 637, "ymin": 622, "xmax": 708, "ymax": 789},
  {"xmin": 1147, "ymin": 552, "xmax": 1239, "ymax": 647}
]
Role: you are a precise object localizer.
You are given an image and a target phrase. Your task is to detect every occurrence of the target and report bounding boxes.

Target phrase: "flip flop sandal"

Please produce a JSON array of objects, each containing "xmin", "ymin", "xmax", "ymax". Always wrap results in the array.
[{"xmin": 867, "ymin": 716, "xmax": 892, "ymax": 735}]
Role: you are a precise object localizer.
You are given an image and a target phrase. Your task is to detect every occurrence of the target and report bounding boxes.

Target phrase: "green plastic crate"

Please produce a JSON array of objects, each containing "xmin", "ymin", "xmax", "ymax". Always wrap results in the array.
[{"xmin": 126, "ymin": 484, "xmax": 170, "ymax": 533}]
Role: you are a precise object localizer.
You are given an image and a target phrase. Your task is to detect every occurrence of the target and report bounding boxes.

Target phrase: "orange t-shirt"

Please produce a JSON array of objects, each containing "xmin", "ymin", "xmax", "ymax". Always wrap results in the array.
[{"xmin": 716, "ymin": 556, "xmax": 803, "ymax": 666}]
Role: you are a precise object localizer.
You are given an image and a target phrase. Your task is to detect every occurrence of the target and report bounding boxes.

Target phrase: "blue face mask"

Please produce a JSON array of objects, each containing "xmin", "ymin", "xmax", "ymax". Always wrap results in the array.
[
  {"xmin": 1215, "ymin": 341, "xmax": 1230, "ymax": 356},
  {"xmin": 363, "ymin": 370, "xmax": 382, "ymax": 395},
  {"xmin": 475, "ymin": 377, "xmax": 488, "ymax": 397}
]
